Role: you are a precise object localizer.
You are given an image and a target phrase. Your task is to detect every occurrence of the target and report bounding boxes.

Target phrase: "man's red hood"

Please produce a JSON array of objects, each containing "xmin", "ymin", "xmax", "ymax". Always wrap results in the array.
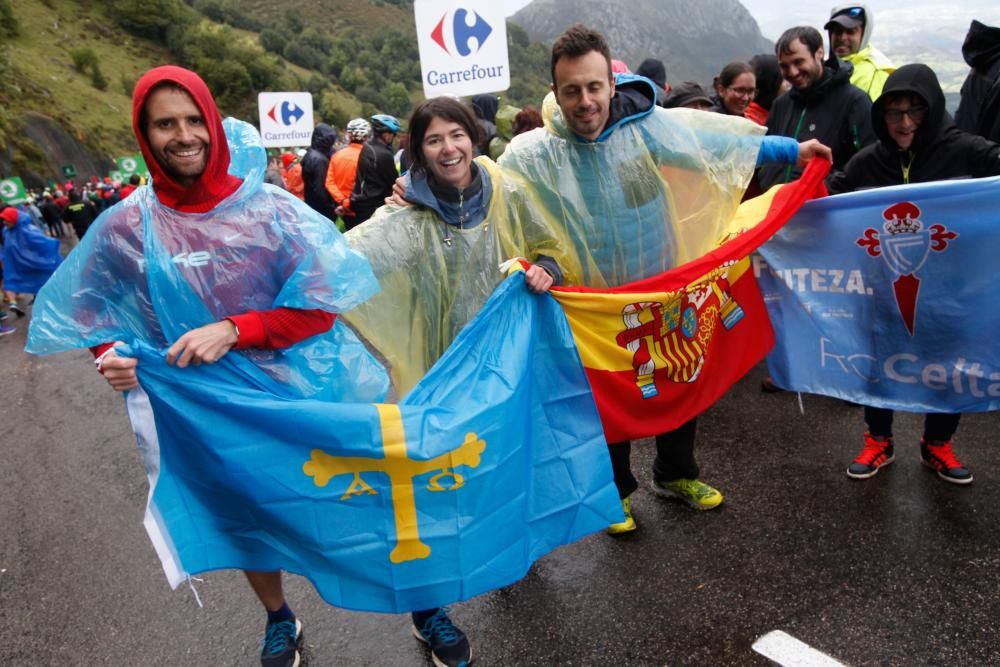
[{"xmin": 132, "ymin": 66, "xmax": 242, "ymax": 213}]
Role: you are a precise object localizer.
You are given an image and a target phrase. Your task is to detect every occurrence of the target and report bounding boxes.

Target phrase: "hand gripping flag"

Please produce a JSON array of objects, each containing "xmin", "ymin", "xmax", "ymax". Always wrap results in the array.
[
  {"xmin": 548, "ymin": 159, "xmax": 830, "ymax": 442},
  {"xmin": 758, "ymin": 175, "xmax": 1000, "ymax": 413},
  {"xmin": 121, "ymin": 273, "xmax": 621, "ymax": 613}
]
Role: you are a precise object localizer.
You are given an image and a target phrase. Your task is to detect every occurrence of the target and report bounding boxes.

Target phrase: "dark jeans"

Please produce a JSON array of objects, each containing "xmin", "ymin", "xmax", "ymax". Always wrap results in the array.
[
  {"xmin": 607, "ymin": 417, "xmax": 699, "ymax": 499},
  {"xmin": 864, "ymin": 406, "xmax": 961, "ymax": 442}
]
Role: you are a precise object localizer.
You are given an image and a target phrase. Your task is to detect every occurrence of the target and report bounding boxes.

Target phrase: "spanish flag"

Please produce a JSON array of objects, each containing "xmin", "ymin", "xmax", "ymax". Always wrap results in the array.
[{"xmin": 549, "ymin": 159, "xmax": 830, "ymax": 442}]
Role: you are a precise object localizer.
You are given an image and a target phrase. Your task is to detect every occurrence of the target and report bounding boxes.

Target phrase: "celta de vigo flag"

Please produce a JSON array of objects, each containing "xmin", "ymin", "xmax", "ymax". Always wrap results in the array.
[{"xmin": 757, "ymin": 176, "xmax": 1000, "ymax": 413}]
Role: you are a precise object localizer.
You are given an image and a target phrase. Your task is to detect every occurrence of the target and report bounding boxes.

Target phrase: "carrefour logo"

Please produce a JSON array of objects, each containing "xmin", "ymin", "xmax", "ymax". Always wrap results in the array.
[
  {"xmin": 267, "ymin": 100, "xmax": 306, "ymax": 126},
  {"xmin": 258, "ymin": 92, "xmax": 314, "ymax": 148},
  {"xmin": 430, "ymin": 8, "xmax": 492, "ymax": 57}
]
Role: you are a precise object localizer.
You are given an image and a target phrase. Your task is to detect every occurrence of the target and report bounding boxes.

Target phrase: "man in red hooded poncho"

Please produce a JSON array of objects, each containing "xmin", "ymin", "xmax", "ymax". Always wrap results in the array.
[
  {"xmin": 89, "ymin": 66, "xmax": 350, "ymax": 667},
  {"xmin": 51, "ymin": 65, "xmax": 471, "ymax": 667}
]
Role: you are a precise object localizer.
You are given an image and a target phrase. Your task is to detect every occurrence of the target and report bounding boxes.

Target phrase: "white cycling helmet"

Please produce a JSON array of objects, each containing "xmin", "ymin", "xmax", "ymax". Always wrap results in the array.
[{"xmin": 346, "ymin": 118, "xmax": 372, "ymax": 142}]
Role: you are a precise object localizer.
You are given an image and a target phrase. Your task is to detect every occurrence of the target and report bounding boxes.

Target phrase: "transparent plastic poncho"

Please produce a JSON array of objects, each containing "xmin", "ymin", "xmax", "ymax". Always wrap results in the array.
[
  {"xmin": 344, "ymin": 157, "xmax": 584, "ymax": 395},
  {"xmin": 27, "ymin": 118, "xmax": 388, "ymax": 403},
  {"xmin": 498, "ymin": 89, "xmax": 766, "ymax": 287}
]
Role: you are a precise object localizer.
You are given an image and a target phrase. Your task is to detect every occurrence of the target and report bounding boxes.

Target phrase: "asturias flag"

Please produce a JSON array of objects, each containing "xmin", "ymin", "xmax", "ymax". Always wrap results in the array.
[
  {"xmin": 123, "ymin": 273, "xmax": 622, "ymax": 613},
  {"xmin": 549, "ymin": 159, "xmax": 830, "ymax": 442}
]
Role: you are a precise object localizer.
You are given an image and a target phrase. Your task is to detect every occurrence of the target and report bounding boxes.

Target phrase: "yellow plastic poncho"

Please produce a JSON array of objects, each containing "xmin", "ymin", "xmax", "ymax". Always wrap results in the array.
[
  {"xmin": 498, "ymin": 76, "xmax": 766, "ymax": 288},
  {"xmin": 344, "ymin": 157, "xmax": 582, "ymax": 394}
]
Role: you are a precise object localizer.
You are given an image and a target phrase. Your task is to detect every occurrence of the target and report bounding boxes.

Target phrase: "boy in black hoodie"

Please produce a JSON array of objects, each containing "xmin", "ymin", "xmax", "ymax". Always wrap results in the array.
[{"xmin": 830, "ymin": 63, "xmax": 1000, "ymax": 484}]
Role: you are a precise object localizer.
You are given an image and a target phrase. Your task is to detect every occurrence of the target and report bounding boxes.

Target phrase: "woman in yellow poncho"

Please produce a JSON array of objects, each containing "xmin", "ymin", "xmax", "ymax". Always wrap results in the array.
[{"xmin": 344, "ymin": 97, "xmax": 582, "ymax": 396}]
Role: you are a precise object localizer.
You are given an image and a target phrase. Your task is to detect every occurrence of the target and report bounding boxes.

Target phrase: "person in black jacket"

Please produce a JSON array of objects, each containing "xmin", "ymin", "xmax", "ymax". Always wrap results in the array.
[
  {"xmin": 760, "ymin": 26, "xmax": 875, "ymax": 190},
  {"xmin": 470, "ymin": 93, "xmax": 498, "ymax": 156},
  {"xmin": 350, "ymin": 114, "xmax": 400, "ymax": 226},
  {"xmin": 955, "ymin": 20, "xmax": 1000, "ymax": 143},
  {"xmin": 301, "ymin": 123, "xmax": 338, "ymax": 221},
  {"xmin": 62, "ymin": 190, "xmax": 97, "ymax": 240},
  {"xmin": 829, "ymin": 63, "xmax": 1000, "ymax": 485},
  {"xmin": 38, "ymin": 193, "xmax": 64, "ymax": 238},
  {"xmin": 636, "ymin": 57, "xmax": 669, "ymax": 107}
]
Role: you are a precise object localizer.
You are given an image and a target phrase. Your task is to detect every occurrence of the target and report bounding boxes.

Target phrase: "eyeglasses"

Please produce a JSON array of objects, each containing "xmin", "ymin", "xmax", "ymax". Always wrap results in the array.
[
  {"xmin": 841, "ymin": 7, "xmax": 864, "ymax": 18},
  {"xmin": 884, "ymin": 105, "xmax": 928, "ymax": 123},
  {"xmin": 727, "ymin": 86, "xmax": 757, "ymax": 98}
]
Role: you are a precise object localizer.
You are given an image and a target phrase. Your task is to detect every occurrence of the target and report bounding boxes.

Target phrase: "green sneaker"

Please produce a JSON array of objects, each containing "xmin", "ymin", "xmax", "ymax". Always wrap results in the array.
[
  {"xmin": 650, "ymin": 478, "xmax": 723, "ymax": 510},
  {"xmin": 606, "ymin": 496, "xmax": 636, "ymax": 534}
]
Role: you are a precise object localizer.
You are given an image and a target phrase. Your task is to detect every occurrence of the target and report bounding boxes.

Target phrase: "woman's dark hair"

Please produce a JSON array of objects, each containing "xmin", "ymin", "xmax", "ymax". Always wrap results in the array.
[
  {"xmin": 749, "ymin": 54, "xmax": 783, "ymax": 111},
  {"xmin": 715, "ymin": 61, "xmax": 754, "ymax": 91},
  {"xmin": 407, "ymin": 97, "xmax": 483, "ymax": 174},
  {"xmin": 512, "ymin": 106, "xmax": 543, "ymax": 136}
]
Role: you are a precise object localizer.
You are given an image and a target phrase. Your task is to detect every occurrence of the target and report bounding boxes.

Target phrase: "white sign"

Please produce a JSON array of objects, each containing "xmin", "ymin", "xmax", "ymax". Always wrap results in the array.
[
  {"xmin": 414, "ymin": 0, "xmax": 510, "ymax": 98},
  {"xmin": 257, "ymin": 92, "xmax": 314, "ymax": 148}
]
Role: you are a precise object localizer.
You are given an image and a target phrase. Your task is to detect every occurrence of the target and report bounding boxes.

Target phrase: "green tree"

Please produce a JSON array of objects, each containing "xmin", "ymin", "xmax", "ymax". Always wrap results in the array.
[
  {"xmin": 193, "ymin": 58, "xmax": 253, "ymax": 116},
  {"xmin": 259, "ymin": 28, "xmax": 288, "ymax": 55},
  {"xmin": 69, "ymin": 48, "xmax": 99, "ymax": 73},
  {"xmin": 380, "ymin": 82, "xmax": 411, "ymax": 117},
  {"xmin": 281, "ymin": 9, "xmax": 303, "ymax": 35},
  {"xmin": 90, "ymin": 64, "xmax": 109, "ymax": 91},
  {"xmin": 110, "ymin": 0, "xmax": 193, "ymax": 41},
  {"xmin": 0, "ymin": 0, "xmax": 18, "ymax": 38}
]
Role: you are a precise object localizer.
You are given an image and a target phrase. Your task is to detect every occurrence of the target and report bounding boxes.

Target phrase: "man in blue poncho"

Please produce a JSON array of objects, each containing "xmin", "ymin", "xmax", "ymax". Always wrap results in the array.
[
  {"xmin": 26, "ymin": 66, "xmax": 389, "ymax": 667},
  {"xmin": 1, "ymin": 205, "xmax": 62, "ymax": 326}
]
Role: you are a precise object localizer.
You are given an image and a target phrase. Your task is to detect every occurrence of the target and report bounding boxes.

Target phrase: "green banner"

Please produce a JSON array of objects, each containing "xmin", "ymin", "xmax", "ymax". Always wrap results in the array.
[
  {"xmin": 0, "ymin": 176, "xmax": 26, "ymax": 205},
  {"xmin": 117, "ymin": 154, "xmax": 148, "ymax": 178},
  {"xmin": 62, "ymin": 164, "xmax": 77, "ymax": 178},
  {"xmin": 108, "ymin": 170, "xmax": 123, "ymax": 183}
]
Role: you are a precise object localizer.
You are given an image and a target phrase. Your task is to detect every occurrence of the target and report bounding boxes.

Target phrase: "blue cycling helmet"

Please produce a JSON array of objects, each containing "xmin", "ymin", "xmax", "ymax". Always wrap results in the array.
[{"xmin": 370, "ymin": 114, "xmax": 401, "ymax": 134}]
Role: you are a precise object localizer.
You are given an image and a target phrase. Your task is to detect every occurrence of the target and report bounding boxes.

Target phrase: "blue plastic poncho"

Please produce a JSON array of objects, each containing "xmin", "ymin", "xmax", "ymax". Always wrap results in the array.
[
  {"xmin": 2, "ymin": 209, "xmax": 63, "ymax": 294},
  {"xmin": 27, "ymin": 118, "xmax": 388, "ymax": 403}
]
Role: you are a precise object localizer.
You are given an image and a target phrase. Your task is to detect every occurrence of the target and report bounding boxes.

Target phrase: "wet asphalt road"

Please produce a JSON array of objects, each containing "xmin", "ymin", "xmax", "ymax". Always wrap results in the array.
[{"xmin": 2, "ymin": 311, "xmax": 999, "ymax": 666}]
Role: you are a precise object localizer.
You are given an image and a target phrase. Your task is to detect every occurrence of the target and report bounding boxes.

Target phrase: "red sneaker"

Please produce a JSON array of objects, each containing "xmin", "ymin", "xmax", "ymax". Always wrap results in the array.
[
  {"xmin": 921, "ymin": 439, "xmax": 973, "ymax": 485},
  {"xmin": 847, "ymin": 432, "xmax": 895, "ymax": 479}
]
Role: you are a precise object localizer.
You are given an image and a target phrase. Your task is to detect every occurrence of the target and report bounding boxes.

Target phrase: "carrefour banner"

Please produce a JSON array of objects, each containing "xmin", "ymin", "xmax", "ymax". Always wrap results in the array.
[
  {"xmin": 757, "ymin": 176, "xmax": 1000, "ymax": 413},
  {"xmin": 123, "ymin": 274, "xmax": 620, "ymax": 613},
  {"xmin": 257, "ymin": 92, "xmax": 314, "ymax": 148},
  {"xmin": 414, "ymin": 0, "xmax": 510, "ymax": 97}
]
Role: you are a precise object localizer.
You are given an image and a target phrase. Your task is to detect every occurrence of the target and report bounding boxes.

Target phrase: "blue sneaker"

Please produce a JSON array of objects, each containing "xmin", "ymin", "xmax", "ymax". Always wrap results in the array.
[
  {"xmin": 0, "ymin": 324, "xmax": 15, "ymax": 337},
  {"xmin": 260, "ymin": 617, "xmax": 302, "ymax": 667},
  {"xmin": 412, "ymin": 607, "xmax": 472, "ymax": 667}
]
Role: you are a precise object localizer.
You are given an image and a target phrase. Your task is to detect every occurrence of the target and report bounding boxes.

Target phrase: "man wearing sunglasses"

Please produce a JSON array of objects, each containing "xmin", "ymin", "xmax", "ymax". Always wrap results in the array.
[
  {"xmin": 825, "ymin": 5, "xmax": 895, "ymax": 101},
  {"xmin": 828, "ymin": 64, "xmax": 1000, "ymax": 485}
]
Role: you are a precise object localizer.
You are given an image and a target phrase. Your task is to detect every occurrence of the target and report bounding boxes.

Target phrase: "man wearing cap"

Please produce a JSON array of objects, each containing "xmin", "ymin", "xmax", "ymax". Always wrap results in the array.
[
  {"xmin": 826, "ymin": 4, "xmax": 895, "ymax": 100},
  {"xmin": 663, "ymin": 80, "xmax": 714, "ymax": 110}
]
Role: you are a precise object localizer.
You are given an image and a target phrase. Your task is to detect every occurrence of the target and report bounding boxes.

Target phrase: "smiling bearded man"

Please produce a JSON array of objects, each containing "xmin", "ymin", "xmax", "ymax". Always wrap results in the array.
[{"xmin": 26, "ymin": 65, "xmax": 389, "ymax": 667}]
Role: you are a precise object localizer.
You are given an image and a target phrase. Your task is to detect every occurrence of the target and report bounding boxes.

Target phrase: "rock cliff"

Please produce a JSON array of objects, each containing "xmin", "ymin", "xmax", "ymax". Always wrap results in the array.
[{"xmin": 511, "ymin": 0, "xmax": 772, "ymax": 85}]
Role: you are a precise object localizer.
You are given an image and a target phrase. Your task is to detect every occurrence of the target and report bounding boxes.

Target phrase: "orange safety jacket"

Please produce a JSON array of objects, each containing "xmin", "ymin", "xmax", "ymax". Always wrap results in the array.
[{"xmin": 324, "ymin": 142, "xmax": 363, "ymax": 215}]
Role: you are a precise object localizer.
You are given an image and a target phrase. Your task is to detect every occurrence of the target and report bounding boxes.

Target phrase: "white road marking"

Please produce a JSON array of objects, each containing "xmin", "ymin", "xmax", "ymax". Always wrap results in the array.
[{"xmin": 752, "ymin": 630, "xmax": 846, "ymax": 666}]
